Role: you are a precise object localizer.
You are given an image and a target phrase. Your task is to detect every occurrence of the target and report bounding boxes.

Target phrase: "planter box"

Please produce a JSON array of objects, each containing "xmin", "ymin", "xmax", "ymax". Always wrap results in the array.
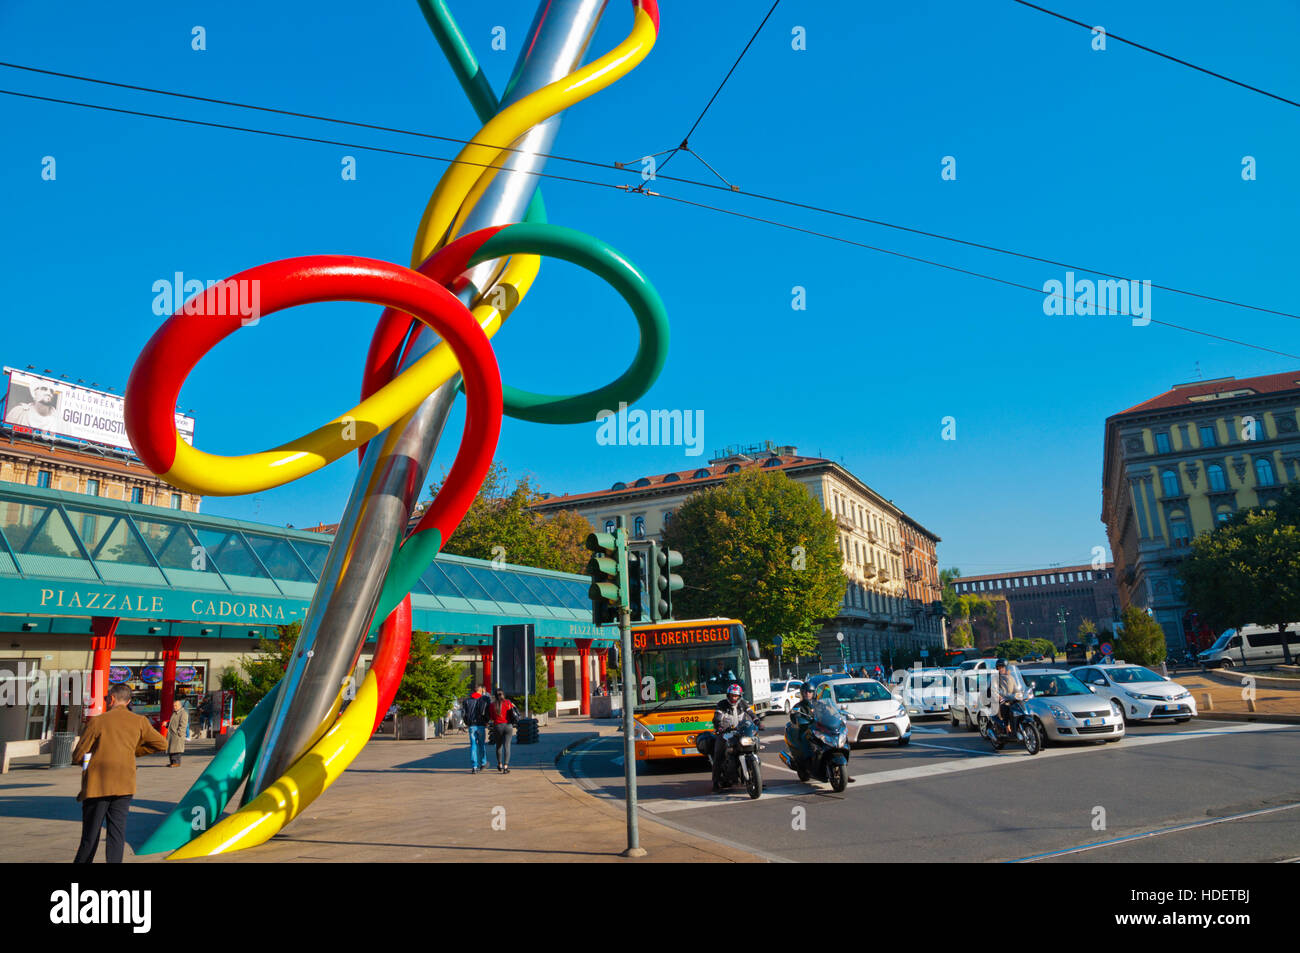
[{"xmin": 397, "ymin": 715, "xmax": 430, "ymax": 740}]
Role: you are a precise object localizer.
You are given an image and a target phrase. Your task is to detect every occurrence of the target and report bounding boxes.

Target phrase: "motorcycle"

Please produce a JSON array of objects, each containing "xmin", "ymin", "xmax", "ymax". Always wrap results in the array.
[
  {"xmin": 780, "ymin": 699, "xmax": 851, "ymax": 793},
  {"xmin": 697, "ymin": 715, "xmax": 764, "ymax": 799},
  {"xmin": 981, "ymin": 690, "xmax": 1042, "ymax": 755}
]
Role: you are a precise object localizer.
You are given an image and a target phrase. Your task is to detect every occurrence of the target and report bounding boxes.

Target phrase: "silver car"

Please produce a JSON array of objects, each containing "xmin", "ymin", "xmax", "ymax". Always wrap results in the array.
[{"xmin": 1017, "ymin": 668, "xmax": 1125, "ymax": 744}]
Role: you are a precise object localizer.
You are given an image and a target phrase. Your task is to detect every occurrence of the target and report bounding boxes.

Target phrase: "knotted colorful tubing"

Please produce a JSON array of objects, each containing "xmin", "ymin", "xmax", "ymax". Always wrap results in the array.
[
  {"xmin": 145, "ymin": 0, "xmax": 661, "ymax": 858},
  {"xmin": 125, "ymin": 256, "xmax": 503, "ymax": 497}
]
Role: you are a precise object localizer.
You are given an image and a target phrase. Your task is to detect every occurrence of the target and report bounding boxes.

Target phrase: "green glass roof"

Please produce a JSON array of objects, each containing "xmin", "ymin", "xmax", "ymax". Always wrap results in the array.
[{"xmin": 0, "ymin": 482, "xmax": 611, "ymax": 641}]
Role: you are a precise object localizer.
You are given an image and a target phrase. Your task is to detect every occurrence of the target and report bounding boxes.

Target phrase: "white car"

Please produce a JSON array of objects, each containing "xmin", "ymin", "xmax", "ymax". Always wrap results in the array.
[
  {"xmin": 768, "ymin": 679, "xmax": 804, "ymax": 713},
  {"xmin": 1070, "ymin": 663, "xmax": 1198, "ymax": 723},
  {"xmin": 815, "ymin": 678, "xmax": 911, "ymax": 747},
  {"xmin": 894, "ymin": 668, "xmax": 953, "ymax": 718}
]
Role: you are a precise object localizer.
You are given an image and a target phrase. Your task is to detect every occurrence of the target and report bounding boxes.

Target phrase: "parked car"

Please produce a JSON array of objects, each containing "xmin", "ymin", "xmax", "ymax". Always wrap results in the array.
[
  {"xmin": 814, "ymin": 678, "xmax": 911, "ymax": 747},
  {"xmin": 894, "ymin": 668, "xmax": 953, "ymax": 718},
  {"xmin": 1017, "ymin": 668, "xmax": 1125, "ymax": 744},
  {"xmin": 1070, "ymin": 663, "xmax": 1197, "ymax": 723},
  {"xmin": 768, "ymin": 679, "xmax": 804, "ymax": 713},
  {"xmin": 1197, "ymin": 624, "xmax": 1300, "ymax": 669}
]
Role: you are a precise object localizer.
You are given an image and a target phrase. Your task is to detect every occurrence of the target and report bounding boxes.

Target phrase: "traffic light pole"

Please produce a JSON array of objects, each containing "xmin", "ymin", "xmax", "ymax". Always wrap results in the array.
[
  {"xmin": 616, "ymin": 517, "xmax": 644, "ymax": 857},
  {"xmin": 618, "ymin": 601, "xmax": 643, "ymax": 857}
]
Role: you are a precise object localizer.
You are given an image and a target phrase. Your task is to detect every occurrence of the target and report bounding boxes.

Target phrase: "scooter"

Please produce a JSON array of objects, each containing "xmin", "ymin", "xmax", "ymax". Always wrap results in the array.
[
  {"xmin": 780, "ymin": 701, "xmax": 851, "ymax": 793},
  {"xmin": 980, "ymin": 691, "xmax": 1042, "ymax": 755},
  {"xmin": 697, "ymin": 716, "xmax": 764, "ymax": 799}
]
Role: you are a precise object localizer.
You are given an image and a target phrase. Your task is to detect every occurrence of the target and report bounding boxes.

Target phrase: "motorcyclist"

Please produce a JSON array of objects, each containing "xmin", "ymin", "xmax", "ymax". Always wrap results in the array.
[
  {"xmin": 992, "ymin": 659, "xmax": 1018, "ymax": 737},
  {"xmin": 786, "ymin": 681, "xmax": 818, "ymax": 764},
  {"xmin": 711, "ymin": 683, "xmax": 758, "ymax": 791}
]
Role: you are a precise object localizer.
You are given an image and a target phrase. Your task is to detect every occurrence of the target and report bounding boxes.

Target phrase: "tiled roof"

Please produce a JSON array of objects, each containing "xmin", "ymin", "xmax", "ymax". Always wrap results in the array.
[
  {"xmin": 532, "ymin": 453, "xmax": 831, "ymax": 507},
  {"xmin": 1112, "ymin": 370, "xmax": 1300, "ymax": 418}
]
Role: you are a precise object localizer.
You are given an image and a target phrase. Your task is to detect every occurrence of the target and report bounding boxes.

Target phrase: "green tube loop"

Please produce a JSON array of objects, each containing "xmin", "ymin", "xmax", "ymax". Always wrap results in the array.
[{"xmin": 134, "ymin": 681, "xmax": 279, "ymax": 855}]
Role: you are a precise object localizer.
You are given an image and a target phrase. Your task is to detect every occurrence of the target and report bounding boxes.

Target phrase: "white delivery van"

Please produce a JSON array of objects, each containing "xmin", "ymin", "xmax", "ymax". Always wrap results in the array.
[{"xmin": 1198, "ymin": 624, "xmax": 1300, "ymax": 668}]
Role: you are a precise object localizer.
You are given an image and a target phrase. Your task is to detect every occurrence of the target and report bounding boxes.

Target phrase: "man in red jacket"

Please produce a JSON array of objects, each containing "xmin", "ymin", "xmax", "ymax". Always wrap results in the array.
[{"xmin": 463, "ymin": 685, "xmax": 491, "ymax": 774}]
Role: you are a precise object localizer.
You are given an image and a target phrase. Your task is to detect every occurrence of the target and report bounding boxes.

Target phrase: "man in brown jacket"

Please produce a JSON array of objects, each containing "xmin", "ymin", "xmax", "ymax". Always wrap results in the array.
[{"xmin": 71, "ymin": 683, "xmax": 166, "ymax": 863}]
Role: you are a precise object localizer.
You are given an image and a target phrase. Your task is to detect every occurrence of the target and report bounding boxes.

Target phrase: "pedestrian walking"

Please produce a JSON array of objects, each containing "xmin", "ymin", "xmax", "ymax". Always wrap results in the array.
[
  {"xmin": 166, "ymin": 700, "xmax": 188, "ymax": 766},
  {"xmin": 71, "ymin": 683, "xmax": 166, "ymax": 863},
  {"xmin": 463, "ymin": 684, "xmax": 491, "ymax": 774},
  {"xmin": 198, "ymin": 696, "xmax": 212, "ymax": 736},
  {"xmin": 489, "ymin": 689, "xmax": 519, "ymax": 773}
]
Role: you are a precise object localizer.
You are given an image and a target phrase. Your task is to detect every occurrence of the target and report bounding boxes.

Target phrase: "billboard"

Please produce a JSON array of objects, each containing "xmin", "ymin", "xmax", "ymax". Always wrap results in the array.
[{"xmin": 2, "ymin": 367, "xmax": 195, "ymax": 454}]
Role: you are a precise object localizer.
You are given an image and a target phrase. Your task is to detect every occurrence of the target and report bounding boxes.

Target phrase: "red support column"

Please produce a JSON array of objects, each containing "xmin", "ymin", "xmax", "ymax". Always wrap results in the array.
[
  {"xmin": 543, "ymin": 648, "xmax": 557, "ymax": 690},
  {"xmin": 575, "ymin": 638, "xmax": 592, "ymax": 715},
  {"xmin": 159, "ymin": 635, "xmax": 182, "ymax": 730},
  {"xmin": 597, "ymin": 648, "xmax": 608, "ymax": 691},
  {"xmin": 87, "ymin": 617, "xmax": 120, "ymax": 718},
  {"xmin": 479, "ymin": 647, "xmax": 493, "ymax": 691}
]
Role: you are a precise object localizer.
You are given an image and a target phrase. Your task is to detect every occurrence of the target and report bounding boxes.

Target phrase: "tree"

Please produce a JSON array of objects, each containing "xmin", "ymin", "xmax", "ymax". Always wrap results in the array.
[
  {"xmin": 1115, "ymin": 606, "xmax": 1167, "ymax": 667},
  {"xmin": 231, "ymin": 623, "xmax": 299, "ymax": 716},
  {"xmin": 393, "ymin": 633, "xmax": 466, "ymax": 721},
  {"xmin": 948, "ymin": 622, "xmax": 974, "ymax": 648},
  {"xmin": 993, "ymin": 638, "xmax": 1036, "ymax": 660},
  {"xmin": 1180, "ymin": 506, "xmax": 1300, "ymax": 665},
  {"xmin": 520, "ymin": 656, "xmax": 557, "ymax": 716},
  {"xmin": 940, "ymin": 567, "xmax": 963, "ymax": 619},
  {"xmin": 428, "ymin": 462, "xmax": 590, "ymax": 574},
  {"xmin": 1077, "ymin": 618, "xmax": 1098, "ymax": 641},
  {"xmin": 661, "ymin": 468, "xmax": 845, "ymax": 656}
]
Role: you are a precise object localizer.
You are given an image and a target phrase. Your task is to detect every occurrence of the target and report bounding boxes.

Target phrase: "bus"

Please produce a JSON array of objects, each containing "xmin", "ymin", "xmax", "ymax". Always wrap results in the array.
[
  {"xmin": 629, "ymin": 618, "xmax": 763, "ymax": 762},
  {"xmin": 939, "ymin": 648, "xmax": 980, "ymax": 667},
  {"xmin": 1065, "ymin": 641, "xmax": 1088, "ymax": 665}
]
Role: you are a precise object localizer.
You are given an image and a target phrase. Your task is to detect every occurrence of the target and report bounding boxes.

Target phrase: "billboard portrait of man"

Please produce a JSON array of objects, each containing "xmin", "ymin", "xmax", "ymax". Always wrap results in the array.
[{"xmin": 4, "ymin": 381, "xmax": 60, "ymax": 428}]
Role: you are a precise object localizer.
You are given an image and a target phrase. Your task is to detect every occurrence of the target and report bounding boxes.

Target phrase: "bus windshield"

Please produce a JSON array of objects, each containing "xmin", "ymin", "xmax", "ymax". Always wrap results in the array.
[{"xmin": 633, "ymin": 622, "xmax": 748, "ymax": 713}]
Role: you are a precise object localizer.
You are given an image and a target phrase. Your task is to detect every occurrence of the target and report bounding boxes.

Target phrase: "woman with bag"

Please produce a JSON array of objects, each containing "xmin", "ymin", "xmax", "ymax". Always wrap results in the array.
[{"xmin": 489, "ymin": 689, "xmax": 519, "ymax": 774}]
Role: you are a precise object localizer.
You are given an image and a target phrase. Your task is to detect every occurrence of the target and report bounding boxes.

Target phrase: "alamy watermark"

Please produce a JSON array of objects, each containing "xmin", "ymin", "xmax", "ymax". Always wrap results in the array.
[
  {"xmin": 595, "ymin": 402, "xmax": 704, "ymax": 457},
  {"xmin": 152, "ymin": 272, "xmax": 261, "ymax": 326},
  {"xmin": 1042, "ymin": 271, "xmax": 1150, "ymax": 326},
  {"xmin": 1, "ymin": 664, "xmax": 100, "ymax": 706}
]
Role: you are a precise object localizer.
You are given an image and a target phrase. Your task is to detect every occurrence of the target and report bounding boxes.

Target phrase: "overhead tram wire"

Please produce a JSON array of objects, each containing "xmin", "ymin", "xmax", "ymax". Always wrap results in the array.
[
  {"xmin": 2, "ymin": 86, "xmax": 1294, "ymax": 361},
  {"xmin": 641, "ymin": 190, "xmax": 1300, "ymax": 361},
  {"xmin": 3, "ymin": 59, "xmax": 1298, "ymax": 321},
  {"xmin": 1009, "ymin": 0, "xmax": 1300, "ymax": 111},
  {"xmin": 650, "ymin": 0, "xmax": 782, "ymax": 178}
]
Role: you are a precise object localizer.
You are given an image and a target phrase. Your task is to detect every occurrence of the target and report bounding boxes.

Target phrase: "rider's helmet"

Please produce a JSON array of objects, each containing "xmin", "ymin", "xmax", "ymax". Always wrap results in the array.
[
  {"xmin": 995, "ymin": 658, "xmax": 1007, "ymax": 669},
  {"xmin": 726, "ymin": 683, "xmax": 743, "ymax": 700},
  {"xmin": 799, "ymin": 681, "xmax": 815, "ymax": 697}
]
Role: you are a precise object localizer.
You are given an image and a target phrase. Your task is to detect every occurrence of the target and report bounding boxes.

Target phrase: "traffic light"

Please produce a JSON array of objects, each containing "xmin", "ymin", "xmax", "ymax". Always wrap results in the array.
[
  {"xmin": 647, "ymin": 540, "xmax": 684, "ymax": 622},
  {"xmin": 586, "ymin": 529, "xmax": 627, "ymax": 626}
]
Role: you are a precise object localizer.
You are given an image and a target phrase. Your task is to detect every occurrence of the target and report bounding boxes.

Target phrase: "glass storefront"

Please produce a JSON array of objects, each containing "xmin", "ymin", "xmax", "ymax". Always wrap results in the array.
[{"xmin": 109, "ymin": 661, "xmax": 207, "ymax": 727}]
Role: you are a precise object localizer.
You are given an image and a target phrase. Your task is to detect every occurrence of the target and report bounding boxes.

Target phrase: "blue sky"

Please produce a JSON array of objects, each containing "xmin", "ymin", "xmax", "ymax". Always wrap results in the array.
[{"xmin": 2, "ymin": 0, "xmax": 1297, "ymax": 575}]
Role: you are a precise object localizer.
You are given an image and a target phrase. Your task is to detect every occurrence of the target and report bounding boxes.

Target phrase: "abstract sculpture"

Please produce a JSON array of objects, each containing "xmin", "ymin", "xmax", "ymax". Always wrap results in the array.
[{"xmin": 126, "ymin": 0, "xmax": 664, "ymax": 858}]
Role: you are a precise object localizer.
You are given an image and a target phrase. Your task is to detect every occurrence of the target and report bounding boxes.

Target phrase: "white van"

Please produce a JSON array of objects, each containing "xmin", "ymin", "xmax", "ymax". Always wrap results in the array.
[
  {"xmin": 949, "ymin": 669, "xmax": 992, "ymax": 730},
  {"xmin": 949, "ymin": 666, "xmax": 1027, "ymax": 730},
  {"xmin": 1198, "ymin": 624, "xmax": 1300, "ymax": 669}
]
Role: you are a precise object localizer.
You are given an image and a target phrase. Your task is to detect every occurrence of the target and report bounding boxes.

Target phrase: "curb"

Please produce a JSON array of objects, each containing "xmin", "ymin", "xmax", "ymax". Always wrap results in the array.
[
  {"xmin": 546, "ymin": 733, "xmax": 766, "ymax": 862},
  {"xmin": 1198, "ymin": 669, "xmax": 1300, "ymax": 690},
  {"xmin": 551, "ymin": 732, "xmax": 601, "ymax": 765},
  {"xmin": 1199, "ymin": 712, "xmax": 1300, "ymax": 725}
]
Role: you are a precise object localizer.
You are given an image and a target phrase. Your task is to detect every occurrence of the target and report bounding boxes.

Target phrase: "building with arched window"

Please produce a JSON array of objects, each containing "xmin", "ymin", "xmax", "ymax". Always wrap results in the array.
[
  {"xmin": 531, "ymin": 442, "xmax": 945, "ymax": 668},
  {"xmin": 1102, "ymin": 370, "xmax": 1300, "ymax": 652}
]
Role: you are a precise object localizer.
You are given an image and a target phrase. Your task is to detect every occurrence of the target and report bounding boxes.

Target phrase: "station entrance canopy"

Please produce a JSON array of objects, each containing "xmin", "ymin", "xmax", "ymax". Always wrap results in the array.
[{"xmin": 0, "ymin": 482, "xmax": 615, "ymax": 647}]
